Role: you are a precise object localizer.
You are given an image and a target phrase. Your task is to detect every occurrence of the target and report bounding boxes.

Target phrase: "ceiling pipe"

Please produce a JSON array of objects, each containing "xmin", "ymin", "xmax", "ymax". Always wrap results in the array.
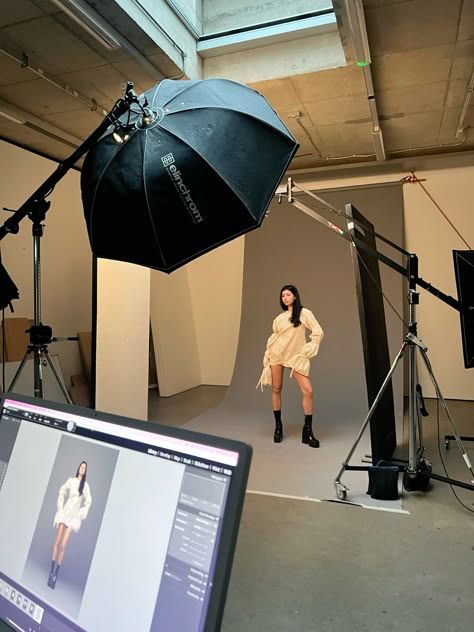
[
  {"xmin": 0, "ymin": 98, "xmax": 83, "ymax": 149},
  {"xmin": 0, "ymin": 105, "xmax": 26, "ymax": 125},
  {"xmin": 344, "ymin": 0, "xmax": 386, "ymax": 161},
  {"xmin": 0, "ymin": 46, "xmax": 109, "ymax": 119},
  {"xmin": 454, "ymin": 66, "xmax": 474, "ymax": 139},
  {"xmin": 0, "ymin": 17, "xmax": 178, "ymax": 150},
  {"xmin": 286, "ymin": 110, "xmax": 323, "ymax": 158}
]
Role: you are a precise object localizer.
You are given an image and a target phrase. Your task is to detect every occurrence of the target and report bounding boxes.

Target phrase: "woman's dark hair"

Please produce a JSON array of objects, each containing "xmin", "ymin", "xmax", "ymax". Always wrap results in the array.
[
  {"xmin": 76, "ymin": 461, "xmax": 87, "ymax": 496},
  {"xmin": 280, "ymin": 284, "xmax": 303, "ymax": 327}
]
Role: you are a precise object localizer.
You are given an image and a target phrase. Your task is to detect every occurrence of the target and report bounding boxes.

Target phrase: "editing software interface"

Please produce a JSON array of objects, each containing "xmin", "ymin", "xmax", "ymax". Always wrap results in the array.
[{"xmin": 0, "ymin": 398, "xmax": 239, "ymax": 632}]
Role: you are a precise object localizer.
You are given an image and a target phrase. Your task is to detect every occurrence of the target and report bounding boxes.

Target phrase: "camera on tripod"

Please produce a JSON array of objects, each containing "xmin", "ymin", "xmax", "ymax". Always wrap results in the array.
[{"xmin": 27, "ymin": 324, "xmax": 53, "ymax": 346}]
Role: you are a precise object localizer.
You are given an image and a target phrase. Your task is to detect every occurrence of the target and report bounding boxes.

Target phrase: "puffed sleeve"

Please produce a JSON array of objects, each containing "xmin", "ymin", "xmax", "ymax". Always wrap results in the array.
[
  {"xmin": 300, "ymin": 309, "xmax": 324, "ymax": 357},
  {"xmin": 256, "ymin": 317, "xmax": 279, "ymax": 390},
  {"xmin": 57, "ymin": 478, "xmax": 70, "ymax": 512},
  {"xmin": 78, "ymin": 483, "xmax": 92, "ymax": 522},
  {"xmin": 289, "ymin": 309, "xmax": 324, "ymax": 377}
]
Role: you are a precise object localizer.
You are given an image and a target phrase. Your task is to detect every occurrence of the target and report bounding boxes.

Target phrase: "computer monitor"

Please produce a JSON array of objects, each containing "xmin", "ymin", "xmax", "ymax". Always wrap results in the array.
[
  {"xmin": 0, "ymin": 393, "xmax": 251, "ymax": 632},
  {"xmin": 453, "ymin": 250, "xmax": 474, "ymax": 369}
]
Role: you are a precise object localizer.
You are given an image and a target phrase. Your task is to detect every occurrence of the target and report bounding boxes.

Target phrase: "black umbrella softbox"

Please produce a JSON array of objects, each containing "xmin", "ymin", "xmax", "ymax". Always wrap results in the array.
[{"xmin": 81, "ymin": 79, "xmax": 299, "ymax": 273}]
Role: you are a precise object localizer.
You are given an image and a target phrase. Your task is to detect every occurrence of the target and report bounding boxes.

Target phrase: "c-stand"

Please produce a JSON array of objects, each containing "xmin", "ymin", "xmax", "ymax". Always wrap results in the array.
[{"xmin": 333, "ymin": 253, "xmax": 474, "ymax": 499}]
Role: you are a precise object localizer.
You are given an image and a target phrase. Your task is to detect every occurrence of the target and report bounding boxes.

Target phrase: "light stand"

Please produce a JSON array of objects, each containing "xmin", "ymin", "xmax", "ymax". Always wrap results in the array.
[
  {"xmin": 6, "ymin": 199, "xmax": 77, "ymax": 402},
  {"xmin": 0, "ymin": 82, "xmax": 142, "ymax": 401},
  {"xmin": 279, "ymin": 178, "xmax": 474, "ymax": 500}
]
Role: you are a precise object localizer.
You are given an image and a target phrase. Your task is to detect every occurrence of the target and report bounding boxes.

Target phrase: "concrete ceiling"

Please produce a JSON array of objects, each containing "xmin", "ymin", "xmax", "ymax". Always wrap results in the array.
[
  {"xmin": 266, "ymin": 0, "xmax": 474, "ymax": 170},
  {"xmin": 0, "ymin": 0, "xmax": 473, "ymax": 170}
]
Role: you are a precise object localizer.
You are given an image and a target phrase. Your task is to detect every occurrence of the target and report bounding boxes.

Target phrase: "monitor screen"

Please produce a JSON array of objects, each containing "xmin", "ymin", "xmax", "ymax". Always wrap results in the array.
[{"xmin": 0, "ymin": 394, "xmax": 251, "ymax": 632}]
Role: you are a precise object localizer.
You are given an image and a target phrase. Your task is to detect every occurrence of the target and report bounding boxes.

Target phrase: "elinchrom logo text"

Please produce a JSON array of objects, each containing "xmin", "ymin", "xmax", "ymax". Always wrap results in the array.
[{"xmin": 161, "ymin": 152, "xmax": 204, "ymax": 224}]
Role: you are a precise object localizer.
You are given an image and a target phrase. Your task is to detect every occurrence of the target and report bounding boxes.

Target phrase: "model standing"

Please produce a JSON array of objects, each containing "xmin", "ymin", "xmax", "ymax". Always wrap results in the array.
[
  {"xmin": 257, "ymin": 285, "xmax": 324, "ymax": 446},
  {"xmin": 48, "ymin": 461, "xmax": 92, "ymax": 589}
]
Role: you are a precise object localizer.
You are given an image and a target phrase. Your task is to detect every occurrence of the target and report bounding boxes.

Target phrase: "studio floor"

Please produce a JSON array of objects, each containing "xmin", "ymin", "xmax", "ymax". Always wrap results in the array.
[{"xmin": 149, "ymin": 389, "xmax": 474, "ymax": 632}]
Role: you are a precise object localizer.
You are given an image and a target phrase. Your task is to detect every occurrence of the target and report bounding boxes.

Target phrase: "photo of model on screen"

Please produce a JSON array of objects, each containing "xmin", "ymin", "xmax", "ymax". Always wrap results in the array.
[{"xmin": 47, "ymin": 461, "xmax": 92, "ymax": 589}]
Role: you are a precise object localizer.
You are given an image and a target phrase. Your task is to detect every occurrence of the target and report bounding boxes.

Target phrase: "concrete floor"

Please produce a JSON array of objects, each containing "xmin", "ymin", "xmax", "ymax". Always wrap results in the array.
[
  {"xmin": 149, "ymin": 391, "xmax": 474, "ymax": 631},
  {"xmin": 148, "ymin": 385, "xmax": 227, "ymax": 427}
]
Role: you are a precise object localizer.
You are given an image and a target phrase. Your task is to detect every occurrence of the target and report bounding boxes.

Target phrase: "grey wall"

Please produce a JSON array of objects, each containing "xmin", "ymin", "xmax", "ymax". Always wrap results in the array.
[{"xmin": 227, "ymin": 183, "xmax": 404, "ymax": 427}]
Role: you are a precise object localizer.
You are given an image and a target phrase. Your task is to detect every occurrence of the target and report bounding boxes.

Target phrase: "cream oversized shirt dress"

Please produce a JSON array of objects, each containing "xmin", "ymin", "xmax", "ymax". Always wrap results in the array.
[
  {"xmin": 257, "ymin": 307, "xmax": 324, "ymax": 389},
  {"xmin": 53, "ymin": 477, "xmax": 92, "ymax": 533}
]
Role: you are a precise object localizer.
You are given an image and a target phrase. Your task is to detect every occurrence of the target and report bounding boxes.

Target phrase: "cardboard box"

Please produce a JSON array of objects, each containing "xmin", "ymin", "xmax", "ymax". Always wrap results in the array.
[
  {"xmin": 69, "ymin": 382, "xmax": 91, "ymax": 407},
  {"xmin": 71, "ymin": 373, "xmax": 87, "ymax": 387},
  {"xmin": 0, "ymin": 318, "xmax": 30, "ymax": 362}
]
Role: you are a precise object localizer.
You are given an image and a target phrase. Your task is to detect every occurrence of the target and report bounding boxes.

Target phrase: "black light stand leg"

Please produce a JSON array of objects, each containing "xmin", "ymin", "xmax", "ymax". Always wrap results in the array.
[
  {"xmin": 335, "ymin": 329, "xmax": 474, "ymax": 498},
  {"xmin": 334, "ymin": 340, "xmax": 407, "ymax": 500},
  {"xmin": 7, "ymin": 337, "xmax": 74, "ymax": 404},
  {"xmin": 43, "ymin": 347, "xmax": 73, "ymax": 405}
]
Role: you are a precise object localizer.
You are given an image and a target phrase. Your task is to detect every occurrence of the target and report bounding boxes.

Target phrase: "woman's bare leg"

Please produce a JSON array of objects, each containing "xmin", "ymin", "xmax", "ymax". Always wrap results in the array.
[
  {"xmin": 293, "ymin": 372, "xmax": 313, "ymax": 415},
  {"xmin": 270, "ymin": 365, "xmax": 284, "ymax": 410},
  {"xmin": 57, "ymin": 527, "xmax": 74, "ymax": 566},
  {"xmin": 49, "ymin": 523, "xmax": 66, "ymax": 586},
  {"xmin": 52, "ymin": 523, "xmax": 65, "ymax": 563}
]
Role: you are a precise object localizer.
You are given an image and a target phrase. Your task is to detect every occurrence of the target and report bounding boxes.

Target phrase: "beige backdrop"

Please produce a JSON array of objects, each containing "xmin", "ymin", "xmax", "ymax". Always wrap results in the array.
[{"xmin": 222, "ymin": 183, "xmax": 404, "ymax": 425}]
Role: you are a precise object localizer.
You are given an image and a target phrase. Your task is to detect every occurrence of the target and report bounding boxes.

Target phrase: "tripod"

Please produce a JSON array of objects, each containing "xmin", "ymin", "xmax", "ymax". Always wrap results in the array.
[
  {"xmin": 334, "ymin": 255, "xmax": 474, "ymax": 500},
  {"xmin": 6, "ymin": 199, "xmax": 74, "ymax": 404}
]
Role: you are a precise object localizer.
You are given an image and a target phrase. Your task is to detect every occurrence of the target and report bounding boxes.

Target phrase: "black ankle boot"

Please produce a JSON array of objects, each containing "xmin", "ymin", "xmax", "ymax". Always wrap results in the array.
[
  {"xmin": 50, "ymin": 564, "xmax": 60, "ymax": 590},
  {"xmin": 302, "ymin": 414, "xmax": 319, "ymax": 448},
  {"xmin": 47, "ymin": 561, "xmax": 56, "ymax": 587},
  {"xmin": 273, "ymin": 410, "xmax": 283, "ymax": 443}
]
